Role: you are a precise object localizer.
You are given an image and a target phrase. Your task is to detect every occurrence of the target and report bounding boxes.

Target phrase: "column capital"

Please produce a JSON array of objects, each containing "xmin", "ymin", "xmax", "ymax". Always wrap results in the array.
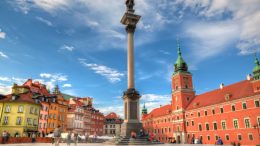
[{"xmin": 126, "ymin": 24, "xmax": 136, "ymax": 33}]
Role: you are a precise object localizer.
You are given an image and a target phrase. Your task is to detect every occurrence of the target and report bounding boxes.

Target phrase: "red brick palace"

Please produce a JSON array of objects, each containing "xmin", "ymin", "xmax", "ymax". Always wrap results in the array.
[{"xmin": 142, "ymin": 46, "xmax": 260, "ymax": 145}]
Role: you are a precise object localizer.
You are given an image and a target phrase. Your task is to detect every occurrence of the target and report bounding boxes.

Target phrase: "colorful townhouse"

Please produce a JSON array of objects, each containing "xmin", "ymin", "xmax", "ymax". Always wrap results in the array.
[
  {"xmin": 103, "ymin": 112, "xmax": 123, "ymax": 136},
  {"xmin": 0, "ymin": 84, "xmax": 41, "ymax": 137},
  {"xmin": 23, "ymin": 79, "xmax": 51, "ymax": 136},
  {"xmin": 90, "ymin": 108, "xmax": 104, "ymax": 136},
  {"xmin": 142, "ymin": 45, "xmax": 260, "ymax": 145},
  {"xmin": 67, "ymin": 98, "xmax": 85, "ymax": 134},
  {"xmin": 19, "ymin": 79, "xmax": 68, "ymax": 135},
  {"xmin": 47, "ymin": 85, "xmax": 68, "ymax": 134}
]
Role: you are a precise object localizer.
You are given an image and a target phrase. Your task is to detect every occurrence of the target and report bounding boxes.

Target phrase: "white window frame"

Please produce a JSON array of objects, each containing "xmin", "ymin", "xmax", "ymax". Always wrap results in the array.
[
  {"xmin": 221, "ymin": 120, "xmax": 227, "ymax": 130},
  {"xmin": 225, "ymin": 134, "xmax": 230, "ymax": 140},
  {"xmin": 3, "ymin": 116, "xmax": 8, "ymax": 124},
  {"xmin": 16, "ymin": 117, "xmax": 22, "ymax": 125},
  {"xmin": 213, "ymin": 121, "xmax": 217, "ymax": 130},
  {"xmin": 205, "ymin": 122, "xmax": 210, "ymax": 131},
  {"xmin": 255, "ymin": 99, "xmax": 260, "ymax": 107},
  {"xmin": 5, "ymin": 105, "xmax": 11, "ymax": 113},
  {"xmin": 248, "ymin": 133, "xmax": 253, "ymax": 140},
  {"xmin": 233, "ymin": 119, "xmax": 239, "ymax": 129},
  {"xmin": 198, "ymin": 123, "xmax": 202, "ymax": 131},
  {"xmin": 242, "ymin": 102, "xmax": 247, "ymax": 109},
  {"xmin": 244, "ymin": 118, "xmax": 251, "ymax": 128},
  {"xmin": 237, "ymin": 133, "xmax": 242, "ymax": 140},
  {"xmin": 18, "ymin": 105, "xmax": 23, "ymax": 113}
]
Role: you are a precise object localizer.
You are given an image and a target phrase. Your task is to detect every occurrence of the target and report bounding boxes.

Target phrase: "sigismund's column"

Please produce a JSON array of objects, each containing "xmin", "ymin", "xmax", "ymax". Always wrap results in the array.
[{"xmin": 120, "ymin": 0, "xmax": 142, "ymax": 137}]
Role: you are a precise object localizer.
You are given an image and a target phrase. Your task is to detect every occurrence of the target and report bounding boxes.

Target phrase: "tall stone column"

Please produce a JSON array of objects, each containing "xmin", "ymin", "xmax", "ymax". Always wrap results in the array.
[
  {"xmin": 120, "ymin": 0, "xmax": 142, "ymax": 137},
  {"xmin": 127, "ymin": 30, "xmax": 134, "ymax": 89}
]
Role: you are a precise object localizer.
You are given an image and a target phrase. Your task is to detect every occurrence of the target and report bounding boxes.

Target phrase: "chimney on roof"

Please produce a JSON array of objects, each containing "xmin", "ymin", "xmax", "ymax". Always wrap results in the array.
[
  {"xmin": 220, "ymin": 83, "xmax": 224, "ymax": 89},
  {"xmin": 247, "ymin": 74, "xmax": 252, "ymax": 80}
]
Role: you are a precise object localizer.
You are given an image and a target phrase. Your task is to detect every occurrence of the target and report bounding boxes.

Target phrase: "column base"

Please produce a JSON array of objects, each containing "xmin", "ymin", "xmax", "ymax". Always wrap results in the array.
[{"xmin": 121, "ymin": 122, "xmax": 143, "ymax": 137}]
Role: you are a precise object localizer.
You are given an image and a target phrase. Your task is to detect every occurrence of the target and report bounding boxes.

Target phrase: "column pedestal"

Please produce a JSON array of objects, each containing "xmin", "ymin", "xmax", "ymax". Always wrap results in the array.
[{"xmin": 121, "ymin": 88, "xmax": 142, "ymax": 137}]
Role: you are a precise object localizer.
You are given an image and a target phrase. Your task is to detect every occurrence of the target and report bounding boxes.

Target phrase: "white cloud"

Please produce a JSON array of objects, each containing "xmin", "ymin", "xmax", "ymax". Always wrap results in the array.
[
  {"xmin": 36, "ymin": 16, "xmax": 53, "ymax": 26},
  {"xmin": 185, "ymin": 21, "xmax": 239, "ymax": 63},
  {"xmin": 79, "ymin": 59, "xmax": 124, "ymax": 83},
  {"xmin": 11, "ymin": 77, "xmax": 27, "ymax": 85},
  {"xmin": 177, "ymin": 0, "xmax": 260, "ymax": 55},
  {"xmin": 140, "ymin": 94, "xmax": 171, "ymax": 112},
  {"xmin": 40, "ymin": 73, "xmax": 52, "ymax": 78},
  {"xmin": 98, "ymin": 105, "xmax": 124, "ymax": 118},
  {"xmin": 0, "ymin": 77, "xmax": 10, "ymax": 82},
  {"xmin": 40, "ymin": 73, "xmax": 67, "ymax": 81},
  {"xmin": 97, "ymin": 93, "xmax": 172, "ymax": 117},
  {"xmin": 0, "ymin": 84, "xmax": 12, "ymax": 95},
  {"xmin": 0, "ymin": 52, "xmax": 8, "ymax": 59},
  {"xmin": 10, "ymin": 0, "xmax": 171, "ymax": 50},
  {"xmin": 0, "ymin": 73, "xmax": 69, "ymax": 95},
  {"xmin": 0, "ymin": 29, "xmax": 6, "ymax": 39},
  {"xmin": 60, "ymin": 45, "xmax": 75, "ymax": 51},
  {"xmin": 38, "ymin": 73, "xmax": 68, "ymax": 90},
  {"xmin": 62, "ymin": 83, "xmax": 72, "ymax": 88}
]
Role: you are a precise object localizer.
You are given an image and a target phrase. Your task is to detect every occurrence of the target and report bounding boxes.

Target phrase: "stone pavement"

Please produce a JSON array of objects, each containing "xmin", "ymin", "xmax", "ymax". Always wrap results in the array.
[{"xmin": 0, "ymin": 143, "xmax": 231, "ymax": 146}]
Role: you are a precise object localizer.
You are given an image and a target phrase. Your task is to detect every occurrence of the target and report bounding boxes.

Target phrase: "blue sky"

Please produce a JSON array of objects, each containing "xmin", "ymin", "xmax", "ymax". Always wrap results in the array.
[{"xmin": 0, "ymin": 0, "xmax": 259, "ymax": 116}]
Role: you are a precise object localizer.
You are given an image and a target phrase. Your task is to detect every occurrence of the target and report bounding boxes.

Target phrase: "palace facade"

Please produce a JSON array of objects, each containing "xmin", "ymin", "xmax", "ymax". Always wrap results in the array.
[{"xmin": 142, "ymin": 46, "xmax": 260, "ymax": 145}]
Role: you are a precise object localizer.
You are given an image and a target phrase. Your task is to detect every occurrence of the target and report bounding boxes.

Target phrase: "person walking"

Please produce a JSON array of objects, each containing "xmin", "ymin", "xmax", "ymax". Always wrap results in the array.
[
  {"xmin": 85, "ymin": 133, "xmax": 89, "ymax": 143},
  {"xmin": 2, "ymin": 130, "xmax": 7, "ymax": 144},
  {"xmin": 216, "ymin": 137, "xmax": 223, "ymax": 145},
  {"xmin": 53, "ymin": 125, "xmax": 62, "ymax": 146},
  {"xmin": 32, "ymin": 132, "xmax": 36, "ymax": 143},
  {"xmin": 67, "ymin": 132, "xmax": 72, "ymax": 146},
  {"xmin": 74, "ymin": 133, "xmax": 78, "ymax": 146}
]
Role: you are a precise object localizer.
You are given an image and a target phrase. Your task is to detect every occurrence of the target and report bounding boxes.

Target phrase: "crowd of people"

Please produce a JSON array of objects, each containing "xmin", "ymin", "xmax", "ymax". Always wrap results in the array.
[{"xmin": 1, "ymin": 125, "xmax": 98, "ymax": 145}]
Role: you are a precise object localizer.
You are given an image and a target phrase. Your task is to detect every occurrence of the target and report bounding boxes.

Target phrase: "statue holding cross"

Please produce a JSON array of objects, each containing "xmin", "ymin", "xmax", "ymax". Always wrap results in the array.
[{"xmin": 126, "ymin": 0, "xmax": 134, "ymax": 12}]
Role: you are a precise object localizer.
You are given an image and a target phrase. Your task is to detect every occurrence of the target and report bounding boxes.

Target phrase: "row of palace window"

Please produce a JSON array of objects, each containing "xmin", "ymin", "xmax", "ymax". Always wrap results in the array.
[
  {"xmin": 187, "ymin": 100, "xmax": 259, "ymax": 118},
  {"xmin": 2, "ymin": 116, "xmax": 37, "ymax": 126},
  {"xmin": 188, "ymin": 133, "xmax": 254, "ymax": 141},
  {"xmin": 105, "ymin": 124, "xmax": 116, "ymax": 128},
  {"xmin": 41, "ymin": 105, "xmax": 66, "ymax": 112},
  {"xmin": 152, "ymin": 127, "xmax": 172, "ymax": 134},
  {"xmin": 4, "ymin": 105, "xmax": 39, "ymax": 115},
  {"xmin": 39, "ymin": 122, "xmax": 65, "ymax": 129},
  {"xmin": 73, "ymin": 122, "xmax": 83, "ymax": 128},
  {"xmin": 187, "ymin": 117, "xmax": 260, "ymax": 130},
  {"xmin": 104, "ymin": 129, "xmax": 116, "ymax": 134},
  {"xmin": 144, "ymin": 117, "xmax": 172, "ymax": 126},
  {"xmin": 144, "ymin": 100, "xmax": 260, "ymax": 126},
  {"xmin": 48, "ymin": 113, "xmax": 65, "ymax": 121}
]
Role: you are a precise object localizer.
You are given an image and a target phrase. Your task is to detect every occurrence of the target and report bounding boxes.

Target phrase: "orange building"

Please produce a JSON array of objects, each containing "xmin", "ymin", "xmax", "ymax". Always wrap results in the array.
[
  {"xmin": 22, "ymin": 80, "xmax": 68, "ymax": 134},
  {"xmin": 47, "ymin": 85, "xmax": 68, "ymax": 133},
  {"xmin": 142, "ymin": 46, "xmax": 260, "ymax": 145}
]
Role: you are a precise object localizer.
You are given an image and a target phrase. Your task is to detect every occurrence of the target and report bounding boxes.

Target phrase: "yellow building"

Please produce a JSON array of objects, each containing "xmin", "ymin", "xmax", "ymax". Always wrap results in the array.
[{"xmin": 0, "ymin": 91, "xmax": 41, "ymax": 137}]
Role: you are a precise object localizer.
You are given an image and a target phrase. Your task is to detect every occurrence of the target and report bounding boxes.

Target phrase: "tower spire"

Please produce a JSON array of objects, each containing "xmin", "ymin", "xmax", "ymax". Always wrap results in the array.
[
  {"xmin": 177, "ymin": 38, "xmax": 181, "ymax": 56},
  {"xmin": 174, "ymin": 39, "xmax": 189, "ymax": 74},
  {"xmin": 142, "ymin": 102, "xmax": 147, "ymax": 115},
  {"xmin": 253, "ymin": 53, "xmax": 260, "ymax": 80}
]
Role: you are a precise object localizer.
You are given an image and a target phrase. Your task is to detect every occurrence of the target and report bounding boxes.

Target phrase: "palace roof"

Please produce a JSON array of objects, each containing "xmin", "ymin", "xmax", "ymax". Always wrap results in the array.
[
  {"xmin": 105, "ymin": 112, "xmax": 118, "ymax": 119},
  {"xmin": 1, "ymin": 93, "xmax": 39, "ymax": 104},
  {"xmin": 142, "ymin": 104, "xmax": 171, "ymax": 120},
  {"xmin": 186, "ymin": 80, "xmax": 255, "ymax": 110}
]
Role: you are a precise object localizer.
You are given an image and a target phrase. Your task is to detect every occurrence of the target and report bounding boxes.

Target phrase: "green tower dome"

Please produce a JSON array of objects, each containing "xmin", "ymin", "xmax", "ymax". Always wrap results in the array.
[
  {"xmin": 174, "ymin": 42, "xmax": 189, "ymax": 74},
  {"xmin": 253, "ymin": 53, "xmax": 260, "ymax": 80}
]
